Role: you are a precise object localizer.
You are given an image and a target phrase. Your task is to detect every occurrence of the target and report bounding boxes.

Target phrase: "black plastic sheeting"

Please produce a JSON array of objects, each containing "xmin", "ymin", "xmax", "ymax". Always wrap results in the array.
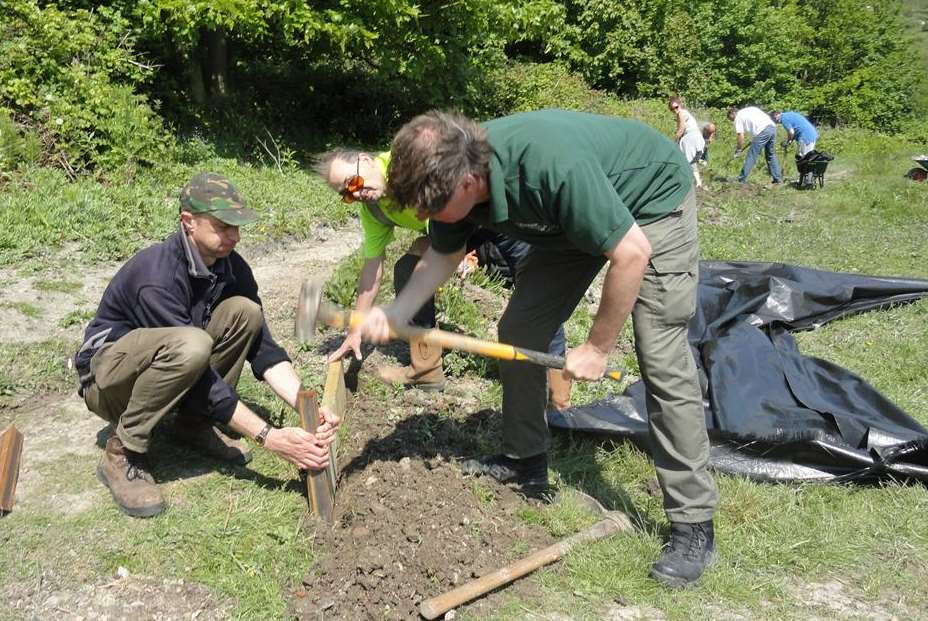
[{"xmin": 548, "ymin": 262, "xmax": 928, "ymax": 483}]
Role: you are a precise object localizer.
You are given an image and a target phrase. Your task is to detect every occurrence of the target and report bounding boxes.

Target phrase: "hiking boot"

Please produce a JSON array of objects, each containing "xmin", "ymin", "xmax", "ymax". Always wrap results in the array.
[
  {"xmin": 460, "ymin": 453, "xmax": 550, "ymax": 498},
  {"xmin": 96, "ymin": 435, "xmax": 165, "ymax": 518},
  {"xmin": 376, "ymin": 337, "xmax": 446, "ymax": 391},
  {"xmin": 173, "ymin": 416, "xmax": 252, "ymax": 465},
  {"xmin": 650, "ymin": 520, "xmax": 718, "ymax": 588},
  {"xmin": 547, "ymin": 368, "xmax": 572, "ymax": 411}
]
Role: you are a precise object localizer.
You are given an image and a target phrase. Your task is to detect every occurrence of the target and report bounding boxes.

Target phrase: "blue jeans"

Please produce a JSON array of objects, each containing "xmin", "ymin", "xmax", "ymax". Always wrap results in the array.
[{"xmin": 738, "ymin": 125, "xmax": 782, "ymax": 183}]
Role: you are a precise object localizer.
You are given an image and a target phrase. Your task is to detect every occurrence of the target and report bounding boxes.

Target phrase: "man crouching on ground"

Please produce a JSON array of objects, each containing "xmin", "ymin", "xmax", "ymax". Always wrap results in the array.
[
  {"xmin": 74, "ymin": 172, "xmax": 339, "ymax": 518},
  {"xmin": 359, "ymin": 109, "xmax": 719, "ymax": 588}
]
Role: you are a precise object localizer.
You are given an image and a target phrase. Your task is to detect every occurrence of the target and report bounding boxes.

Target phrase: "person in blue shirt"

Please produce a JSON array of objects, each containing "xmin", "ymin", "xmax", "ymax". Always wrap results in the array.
[{"xmin": 772, "ymin": 111, "xmax": 818, "ymax": 157}]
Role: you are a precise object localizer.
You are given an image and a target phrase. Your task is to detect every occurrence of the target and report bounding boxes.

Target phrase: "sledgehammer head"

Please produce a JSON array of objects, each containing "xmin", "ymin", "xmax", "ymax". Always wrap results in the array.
[{"xmin": 295, "ymin": 278, "xmax": 325, "ymax": 344}]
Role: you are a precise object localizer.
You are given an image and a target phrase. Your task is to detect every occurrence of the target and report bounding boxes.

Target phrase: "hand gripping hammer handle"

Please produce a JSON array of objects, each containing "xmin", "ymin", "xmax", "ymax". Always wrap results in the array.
[{"xmin": 321, "ymin": 303, "xmax": 624, "ymax": 382}]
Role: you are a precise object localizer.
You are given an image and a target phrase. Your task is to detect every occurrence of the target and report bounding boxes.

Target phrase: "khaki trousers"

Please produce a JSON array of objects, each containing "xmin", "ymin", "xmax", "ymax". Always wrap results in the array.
[
  {"xmin": 83, "ymin": 297, "xmax": 264, "ymax": 453},
  {"xmin": 497, "ymin": 190, "xmax": 718, "ymax": 522}
]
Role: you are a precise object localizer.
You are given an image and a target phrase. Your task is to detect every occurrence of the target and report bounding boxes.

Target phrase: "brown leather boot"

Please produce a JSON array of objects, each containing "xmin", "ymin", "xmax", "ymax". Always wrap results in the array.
[
  {"xmin": 547, "ymin": 368, "xmax": 572, "ymax": 411},
  {"xmin": 173, "ymin": 416, "xmax": 252, "ymax": 465},
  {"xmin": 96, "ymin": 435, "xmax": 165, "ymax": 518},
  {"xmin": 376, "ymin": 337, "xmax": 447, "ymax": 391}
]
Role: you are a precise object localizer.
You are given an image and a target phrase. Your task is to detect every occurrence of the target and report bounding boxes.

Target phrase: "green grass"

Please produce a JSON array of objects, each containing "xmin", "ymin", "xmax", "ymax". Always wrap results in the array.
[
  {"xmin": 0, "ymin": 300, "xmax": 41, "ymax": 319},
  {"xmin": 57, "ymin": 308, "xmax": 96, "ymax": 328},
  {"xmin": 33, "ymin": 278, "xmax": 83, "ymax": 294},
  {"xmin": 0, "ymin": 338, "xmax": 74, "ymax": 400},
  {"xmin": 0, "ymin": 145, "xmax": 354, "ymax": 272}
]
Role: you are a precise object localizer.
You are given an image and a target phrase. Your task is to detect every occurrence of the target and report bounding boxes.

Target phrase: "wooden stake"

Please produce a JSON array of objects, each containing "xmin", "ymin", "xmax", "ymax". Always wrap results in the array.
[
  {"xmin": 297, "ymin": 390, "xmax": 335, "ymax": 523},
  {"xmin": 0, "ymin": 425, "xmax": 24, "ymax": 515},
  {"xmin": 320, "ymin": 359, "xmax": 346, "ymax": 488}
]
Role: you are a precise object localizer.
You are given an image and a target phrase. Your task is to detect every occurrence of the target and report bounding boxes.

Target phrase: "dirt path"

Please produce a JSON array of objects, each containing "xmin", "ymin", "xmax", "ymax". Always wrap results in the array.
[{"xmin": 0, "ymin": 223, "xmax": 361, "ymax": 345}]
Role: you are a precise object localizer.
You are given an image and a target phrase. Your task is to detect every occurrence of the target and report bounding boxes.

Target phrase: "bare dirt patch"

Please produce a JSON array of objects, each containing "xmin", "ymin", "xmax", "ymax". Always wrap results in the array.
[
  {"xmin": 787, "ymin": 578, "xmax": 920, "ymax": 620},
  {"xmin": 0, "ymin": 224, "xmax": 362, "ymax": 345},
  {"xmin": 289, "ymin": 377, "xmax": 558, "ymax": 621}
]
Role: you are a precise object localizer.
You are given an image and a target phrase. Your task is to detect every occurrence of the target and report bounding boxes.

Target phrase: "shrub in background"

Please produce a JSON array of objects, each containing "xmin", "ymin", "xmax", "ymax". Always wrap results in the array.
[
  {"xmin": 0, "ymin": 0, "xmax": 172, "ymax": 176},
  {"xmin": 0, "ymin": 110, "xmax": 42, "ymax": 172}
]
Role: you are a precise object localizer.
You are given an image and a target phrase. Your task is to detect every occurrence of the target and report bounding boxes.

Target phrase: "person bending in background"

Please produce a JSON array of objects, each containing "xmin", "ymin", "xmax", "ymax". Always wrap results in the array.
[
  {"xmin": 700, "ymin": 121, "xmax": 717, "ymax": 164},
  {"xmin": 771, "ymin": 110, "xmax": 818, "ymax": 157},
  {"xmin": 728, "ymin": 105, "xmax": 783, "ymax": 185},
  {"xmin": 668, "ymin": 96, "xmax": 706, "ymax": 188}
]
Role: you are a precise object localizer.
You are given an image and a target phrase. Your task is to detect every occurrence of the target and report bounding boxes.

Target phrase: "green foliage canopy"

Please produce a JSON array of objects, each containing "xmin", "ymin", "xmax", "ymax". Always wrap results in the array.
[{"xmin": 516, "ymin": 0, "xmax": 924, "ymax": 130}]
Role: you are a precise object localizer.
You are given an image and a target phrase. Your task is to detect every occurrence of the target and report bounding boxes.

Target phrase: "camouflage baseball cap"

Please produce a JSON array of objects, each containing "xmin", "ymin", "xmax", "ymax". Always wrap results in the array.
[{"xmin": 179, "ymin": 172, "xmax": 257, "ymax": 226}]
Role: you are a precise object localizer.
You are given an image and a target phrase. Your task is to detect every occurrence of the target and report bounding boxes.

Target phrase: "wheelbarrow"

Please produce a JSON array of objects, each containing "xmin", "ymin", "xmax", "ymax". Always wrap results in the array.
[
  {"xmin": 795, "ymin": 150, "xmax": 834, "ymax": 190},
  {"xmin": 905, "ymin": 155, "xmax": 928, "ymax": 182}
]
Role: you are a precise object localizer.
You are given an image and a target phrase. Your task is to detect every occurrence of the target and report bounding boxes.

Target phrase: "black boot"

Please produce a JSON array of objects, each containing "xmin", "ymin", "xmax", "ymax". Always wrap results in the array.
[
  {"xmin": 459, "ymin": 453, "xmax": 549, "ymax": 498},
  {"xmin": 650, "ymin": 520, "xmax": 717, "ymax": 588}
]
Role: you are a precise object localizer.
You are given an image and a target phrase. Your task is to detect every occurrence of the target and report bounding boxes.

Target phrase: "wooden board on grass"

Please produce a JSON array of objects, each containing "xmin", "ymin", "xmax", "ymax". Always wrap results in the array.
[
  {"xmin": 0, "ymin": 425, "xmax": 24, "ymax": 515},
  {"xmin": 297, "ymin": 390, "xmax": 336, "ymax": 524}
]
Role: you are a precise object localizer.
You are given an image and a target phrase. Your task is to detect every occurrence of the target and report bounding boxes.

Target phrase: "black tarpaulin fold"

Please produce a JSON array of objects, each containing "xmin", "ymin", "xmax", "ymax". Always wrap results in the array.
[{"xmin": 548, "ymin": 262, "xmax": 928, "ymax": 483}]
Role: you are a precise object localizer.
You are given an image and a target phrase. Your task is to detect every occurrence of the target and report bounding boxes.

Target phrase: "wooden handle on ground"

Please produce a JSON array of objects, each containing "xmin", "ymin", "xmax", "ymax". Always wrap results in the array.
[
  {"xmin": 419, "ymin": 512, "xmax": 633, "ymax": 620},
  {"xmin": 0, "ymin": 425, "xmax": 24, "ymax": 514}
]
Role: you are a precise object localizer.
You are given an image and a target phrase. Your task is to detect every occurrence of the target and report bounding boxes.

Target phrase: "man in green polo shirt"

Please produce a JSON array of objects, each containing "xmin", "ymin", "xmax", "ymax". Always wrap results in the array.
[
  {"xmin": 358, "ymin": 109, "xmax": 720, "ymax": 587},
  {"xmin": 314, "ymin": 150, "xmax": 574, "ymax": 408},
  {"xmin": 314, "ymin": 149, "xmax": 445, "ymax": 390}
]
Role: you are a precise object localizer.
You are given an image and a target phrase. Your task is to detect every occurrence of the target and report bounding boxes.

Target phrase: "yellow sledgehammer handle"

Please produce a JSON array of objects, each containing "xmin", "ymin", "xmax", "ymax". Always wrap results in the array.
[{"xmin": 325, "ymin": 307, "xmax": 625, "ymax": 382}]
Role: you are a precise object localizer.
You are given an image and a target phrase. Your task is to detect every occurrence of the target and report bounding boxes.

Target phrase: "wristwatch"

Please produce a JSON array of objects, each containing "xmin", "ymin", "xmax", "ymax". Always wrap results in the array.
[{"xmin": 254, "ymin": 422, "xmax": 273, "ymax": 447}]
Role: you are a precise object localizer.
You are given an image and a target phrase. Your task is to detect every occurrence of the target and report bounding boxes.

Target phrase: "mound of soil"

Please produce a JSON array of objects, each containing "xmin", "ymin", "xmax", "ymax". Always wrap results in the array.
[{"xmin": 290, "ymin": 377, "xmax": 557, "ymax": 620}]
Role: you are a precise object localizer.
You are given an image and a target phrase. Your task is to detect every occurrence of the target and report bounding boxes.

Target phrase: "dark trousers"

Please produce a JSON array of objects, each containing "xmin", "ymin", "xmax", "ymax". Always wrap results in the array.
[
  {"xmin": 393, "ymin": 234, "xmax": 568, "ymax": 356},
  {"xmin": 82, "ymin": 297, "xmax": 263, "ymax": 453}
]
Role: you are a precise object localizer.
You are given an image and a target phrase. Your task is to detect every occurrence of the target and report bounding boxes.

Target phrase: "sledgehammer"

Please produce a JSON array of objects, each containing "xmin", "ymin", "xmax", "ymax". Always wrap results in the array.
[{"xmin": 295, "ymin": 278, "xmax": 625, "ymax": 382}]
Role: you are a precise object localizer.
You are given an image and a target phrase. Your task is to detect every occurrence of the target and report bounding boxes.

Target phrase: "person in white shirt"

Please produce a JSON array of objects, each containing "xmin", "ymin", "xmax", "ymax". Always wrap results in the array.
[
  {"xmin": 727, "ymin": 106, "xmax": 783, "ymax": 184},
  {"xmin": 668, "ymin": 96, "xmax": 706, "ymax": 188}
]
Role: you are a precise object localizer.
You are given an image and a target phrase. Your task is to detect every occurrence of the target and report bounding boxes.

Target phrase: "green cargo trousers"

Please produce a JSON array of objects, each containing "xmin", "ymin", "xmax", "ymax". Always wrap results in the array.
[
  {"xmin": 82, "ymin": 297, "xmax": 264, "ymax": 453},
  {"xmin": 497, "ymin": 190, "xmax": 719, "ymax": 522}
]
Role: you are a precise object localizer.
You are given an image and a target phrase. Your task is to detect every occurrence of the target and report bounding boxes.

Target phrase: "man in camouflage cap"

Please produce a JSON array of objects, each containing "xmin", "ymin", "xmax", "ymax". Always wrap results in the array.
[{"xmin": 74, "ymin": 172, "xmax": 339, "ymax": 518}]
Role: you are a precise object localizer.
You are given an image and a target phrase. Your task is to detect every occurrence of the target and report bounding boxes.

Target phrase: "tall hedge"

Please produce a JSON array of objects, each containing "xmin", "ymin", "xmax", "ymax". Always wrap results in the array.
[{"xmin": 514, "ymin": 0, "xmax": 925, "ymax": 130}]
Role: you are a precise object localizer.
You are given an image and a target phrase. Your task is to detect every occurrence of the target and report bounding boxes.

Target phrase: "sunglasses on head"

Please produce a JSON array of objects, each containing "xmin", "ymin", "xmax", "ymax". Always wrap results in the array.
[{"xmin": 339, "ymin": 157, "xmax": 365, "ymax": 204}]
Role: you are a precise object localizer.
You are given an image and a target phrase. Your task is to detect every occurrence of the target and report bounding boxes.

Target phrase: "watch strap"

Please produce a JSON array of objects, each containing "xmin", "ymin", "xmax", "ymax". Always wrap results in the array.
[{"xmin": 255, "ymin": 422, "xmax": 273, "ymax": 447}]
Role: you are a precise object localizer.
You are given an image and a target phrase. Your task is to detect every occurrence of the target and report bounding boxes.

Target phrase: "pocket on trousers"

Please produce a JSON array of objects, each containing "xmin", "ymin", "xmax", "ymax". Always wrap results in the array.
[
  {"xmin": 644, "ymin": 230, "xmax": 698, "ymax": 326},
  {"xmin": 649, "ymin": 269, "xmax": 697, "ymax": 326}
]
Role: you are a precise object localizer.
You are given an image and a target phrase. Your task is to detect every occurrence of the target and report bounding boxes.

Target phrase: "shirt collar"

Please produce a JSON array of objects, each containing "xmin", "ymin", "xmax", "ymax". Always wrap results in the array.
[{"xmin": 177, "ymin": 222, "xmax": 221, "ymax": 280}]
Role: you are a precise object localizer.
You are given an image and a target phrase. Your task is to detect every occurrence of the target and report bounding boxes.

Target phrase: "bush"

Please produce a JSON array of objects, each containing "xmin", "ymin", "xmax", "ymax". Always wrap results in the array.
[
  {"xmin": 508, "ymin": 0, "xmax": 926, "ymax": 132},
  {"xmin": 0, "ymin": 0, "xmax": 172, "ymax": 176},
  {"xmin": 0, "ymin": 109, "xmax": 42, "ymax": 172}
]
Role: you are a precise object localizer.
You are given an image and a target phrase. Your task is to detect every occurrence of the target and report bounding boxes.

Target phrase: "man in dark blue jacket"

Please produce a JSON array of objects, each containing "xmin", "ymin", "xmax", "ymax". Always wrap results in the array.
[{"xmin": 75, "ymin": 172, "xmax": 338, "ymax": 518}]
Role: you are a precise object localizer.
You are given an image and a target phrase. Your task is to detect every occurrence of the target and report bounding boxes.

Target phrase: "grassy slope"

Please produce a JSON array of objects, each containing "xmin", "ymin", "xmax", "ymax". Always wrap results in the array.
[
  {"xmin": 0, "ymin": 142, "xmax": 354, "ymax": 270},
  {"xmin": 1, "ymin": 89, "xmax": 928, "ymax": 620}
]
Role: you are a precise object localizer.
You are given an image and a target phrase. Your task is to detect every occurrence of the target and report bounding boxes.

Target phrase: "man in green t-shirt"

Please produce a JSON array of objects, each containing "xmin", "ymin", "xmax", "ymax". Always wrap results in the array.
[
  {"xmin": 313, "ymin": 150, "xmax": 572, "ymax": 407},
  {"xmin": 314, "ymin": 150, "xmax": 445, "ymax": 390},
  {"xmin": 358, "ymin": 109, "xmax": 720, "ymax": 588}
]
